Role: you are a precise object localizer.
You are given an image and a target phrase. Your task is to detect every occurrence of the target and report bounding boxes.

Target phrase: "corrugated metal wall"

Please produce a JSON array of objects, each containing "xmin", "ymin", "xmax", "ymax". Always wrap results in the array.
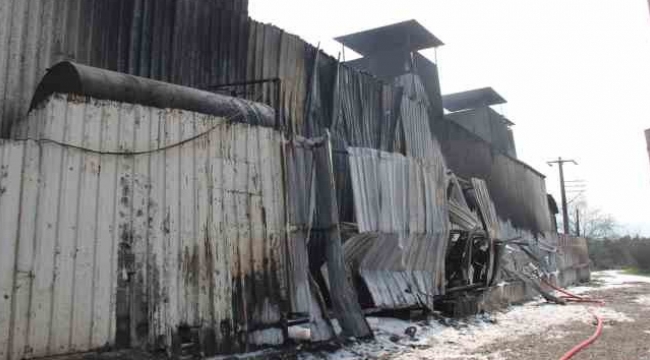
[
  {"xmin": 445, "ymin": 107, "xmax": 516, "ymax": 158},
  {"xmin": 0, "ymin": 0, "xmax": 562, "ymax": 349},
  {"xmin": 0, "ymin": 138, "xmax": 119, "ymax": 360},
  {"xmin": 243, "ymin": 21, "xmax": 312, "ymax": 135},
  {"xmin": 396, "ymin": 73, "xmax": 445, "ymax": 163},
  {"xmin": 336, "ymin": 67, "xmax": 387, "ymax": 149},
  {"xmin": 284, "ymin": 139, "xmax": 315, "ymax": 316},
  {"xmin": 0, "ymin": 139, "xmax": 108, "ymax": 360},
  {"xmin": 346, "ymin": 147, "xmax": 449, "ymax": 309},
  {"xmin": 2, "ymin": 93, "xmax": 288, "ymax": 359},
  {"xmin": 0, "ymin": 0, "xmax": 249, "ymax": 136},
  {"xmin": 433, "ymin": 116, "xmax": 553, "ymax": 234}
]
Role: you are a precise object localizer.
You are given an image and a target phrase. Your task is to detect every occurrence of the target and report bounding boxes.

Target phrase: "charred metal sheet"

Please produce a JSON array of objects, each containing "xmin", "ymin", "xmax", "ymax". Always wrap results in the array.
[
  {"xmin": 284, "ymin": 135, "xmax": 363, "ymax": 340},
  {"xmin": 329, "ymin": 67, "xmax": 402, "ymax": 223},
  {"xmin": 335, "ymin": 67, "xmax": 387, "ymax": 149},
  {"xmin": 0, "ymin": 0, "xmax": 249, "ymax": 136},
  {"xmin": 348, "ymin": 148, "xmax": 448, "ymax": 236},
  {"xmin": 471, "ymin": 178, "xmax": 500, "ymax": 284},
  {"xmin": 344, "ymin": 232, "xmax": 448, "ymax": 310},
  {"xmin": 449, "ymin": 201, "xmax": 481, "ymax": 231},
  {"xmin": 344, "ymin": 54, "xmax": 444, "ymax": 130},
  {"xmin": 307, "ymin": 279, "xmax": 336, "ymax": 342},
  {"xmin": 313, "ymin": 137, "xmax": 372, "ymax": 338},
  {"xmin": 346, "ymin": 147, "xmax": 448, "ymax": 309},
  {"xmin": 445, "ymin": 107, "xmax": 517, "ymax": 158},
  {"xmin": 346, "ymin": 233, "xmax": 419, "ymax": 308},
  {"xmin": 3, "ymin": 93, "xmax": 288, "ymax": 359},
  {"xmin": 471, "ymin": 178, "xmax": 501, "ymax": 240},
  {"xmin": 413, "ymin": 53, "xmax": 445, "ymax": 121},
  {"xmin": 243, "ymin": 21, "xmax": 314, "ymax": 136},
  {"xmin": 433, "ymin": 116, "xmax": 552, "ymax": 234},
  {"xmin": 395, "ymin": 73, "xmax": 445, "ymax": 162},
  {"xmin": 284, "ymin": 138, "xmax": 316, "ymax": 316},
  {"xmin": 28, "ymin": 62, "xmax": 274, "ymax": 128},
  {"xmin": 494, "ymin": 218, "xmax": 559, "ymax": 286},
  {"xmin": 447, "ymin": 174, "xmax": 481, "ymax": 231},
  {"xmin": 332, "ymin": 64, "xmax": 401, "ymax": 151}
]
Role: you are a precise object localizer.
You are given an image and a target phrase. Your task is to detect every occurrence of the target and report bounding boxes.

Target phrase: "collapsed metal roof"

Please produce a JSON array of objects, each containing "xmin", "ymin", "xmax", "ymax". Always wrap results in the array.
[
  {"xmin": 335, "ymin": 20, "xmax": 444, "ymax": 55},
  {"xmin": 443, "ymin": 87, "xmax": 507, "ymax": 112}
]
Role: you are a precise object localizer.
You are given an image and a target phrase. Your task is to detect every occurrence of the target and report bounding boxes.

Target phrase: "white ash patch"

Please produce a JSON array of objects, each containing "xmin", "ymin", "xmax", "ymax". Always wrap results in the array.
[
  {"xmin": 558, "ymin": 270, "xmax": 650, "ymax": 295},
  {"xmin": 592, "ymin": 270, "xmax": 650, "ymax": 290},
  {"xmin": 301, "ymin": 303, "xmax": 631, "ymax": 360},
  {"xmin": 634, "ymin": 295, "xmax": 650, "ymax": 307},
  {"xmin": 300, "ymin": 270, "xmax": 640, "ymax": 360}
]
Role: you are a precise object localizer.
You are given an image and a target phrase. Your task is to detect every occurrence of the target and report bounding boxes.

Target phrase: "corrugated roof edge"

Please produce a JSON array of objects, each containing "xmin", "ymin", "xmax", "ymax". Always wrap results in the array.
[{"xmin": 29, "ymin": 61, "xmax": 275, "ymax": 127}]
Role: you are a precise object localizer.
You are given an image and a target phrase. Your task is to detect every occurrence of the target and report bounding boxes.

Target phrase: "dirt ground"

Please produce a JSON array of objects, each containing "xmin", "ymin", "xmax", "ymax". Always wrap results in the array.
[
  {"xmin": 300, "ymin": 271, "xmax": 650, "ymax": 360},
  {"xmin": 475, "ymin": 281, "xmax": 650, "ymax": 360}
]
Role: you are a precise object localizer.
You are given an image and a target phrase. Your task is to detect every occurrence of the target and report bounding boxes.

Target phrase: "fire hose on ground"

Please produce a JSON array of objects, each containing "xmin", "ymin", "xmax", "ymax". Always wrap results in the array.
[{"xmin": 541, "ymin": 279, "xmax": 605, "ymax": 360}]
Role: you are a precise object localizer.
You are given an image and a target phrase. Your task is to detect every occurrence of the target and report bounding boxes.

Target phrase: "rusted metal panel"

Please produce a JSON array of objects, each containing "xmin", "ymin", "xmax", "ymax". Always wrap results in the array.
[
  {"xmin": 0, "ymin": 0, "xmax": 249, "ymax": 136},
  {"xmin": 346, "ymin": 147, "xmax": 449, "ymax": 309},
  {"xmin": 2, "ymin": 93, "xmax": 288, "ymax": 358}
]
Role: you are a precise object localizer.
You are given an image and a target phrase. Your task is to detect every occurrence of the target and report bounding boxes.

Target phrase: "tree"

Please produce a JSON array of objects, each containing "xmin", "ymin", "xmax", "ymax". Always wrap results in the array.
[{"xmin": 565, "ymin": 199, "xmax": 618, "ymax": 239}]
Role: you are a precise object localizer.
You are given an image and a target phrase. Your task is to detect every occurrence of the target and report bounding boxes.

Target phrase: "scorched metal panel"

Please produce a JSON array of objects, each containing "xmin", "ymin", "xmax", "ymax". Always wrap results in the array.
[
  {"xmin": 346, "ymin": 147, "xmax": 448, "ymax": 309},
  {"xmin": 0, "ymin": 0, "xmax": 249, "ymax": 136},
  {"xmin": 1, "ymin": 92, "xmax": 287, "ymax": 358}
]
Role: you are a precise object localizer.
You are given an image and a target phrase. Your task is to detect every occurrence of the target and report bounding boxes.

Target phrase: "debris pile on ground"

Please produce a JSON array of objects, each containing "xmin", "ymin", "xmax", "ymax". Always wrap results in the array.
[{"xmin": 300, "ymin": 271, "xmax": 640, "ymax": 360}]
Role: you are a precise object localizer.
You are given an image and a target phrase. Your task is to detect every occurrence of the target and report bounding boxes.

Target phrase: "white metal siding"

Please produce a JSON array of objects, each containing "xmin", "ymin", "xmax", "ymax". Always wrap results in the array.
[
  {"xmin": 1, "ymin": 94, "xmax": 287, "ymax": 359},
  {"xmin": 0, "ymin": 139, "xmax": 117, "ymax": 360}
]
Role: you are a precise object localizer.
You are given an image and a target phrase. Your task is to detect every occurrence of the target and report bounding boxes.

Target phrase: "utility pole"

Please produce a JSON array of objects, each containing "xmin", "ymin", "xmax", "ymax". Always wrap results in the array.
[
  {"xmin": 548, "ymin": 157, "xmax": 578, "ymax": 234},
  {"xmin": 575, "ymin": 208, "xmax": 581, "ymax": 237},
  {"xmin": 645, "ymin": 129, "xmax": 650, "ymax": 169}
]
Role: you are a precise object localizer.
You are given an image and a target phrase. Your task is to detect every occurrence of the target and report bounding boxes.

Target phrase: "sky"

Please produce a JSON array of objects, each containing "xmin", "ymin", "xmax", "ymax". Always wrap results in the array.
[{"xmin": 249, "ymin": 0, "xmax": 650, "ymax": 236}]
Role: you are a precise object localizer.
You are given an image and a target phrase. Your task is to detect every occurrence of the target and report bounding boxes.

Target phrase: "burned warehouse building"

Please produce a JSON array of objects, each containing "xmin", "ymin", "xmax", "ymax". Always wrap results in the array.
[{"xmin": 0, "ymin": 1, "xmax": 590, "ymax": 359}]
